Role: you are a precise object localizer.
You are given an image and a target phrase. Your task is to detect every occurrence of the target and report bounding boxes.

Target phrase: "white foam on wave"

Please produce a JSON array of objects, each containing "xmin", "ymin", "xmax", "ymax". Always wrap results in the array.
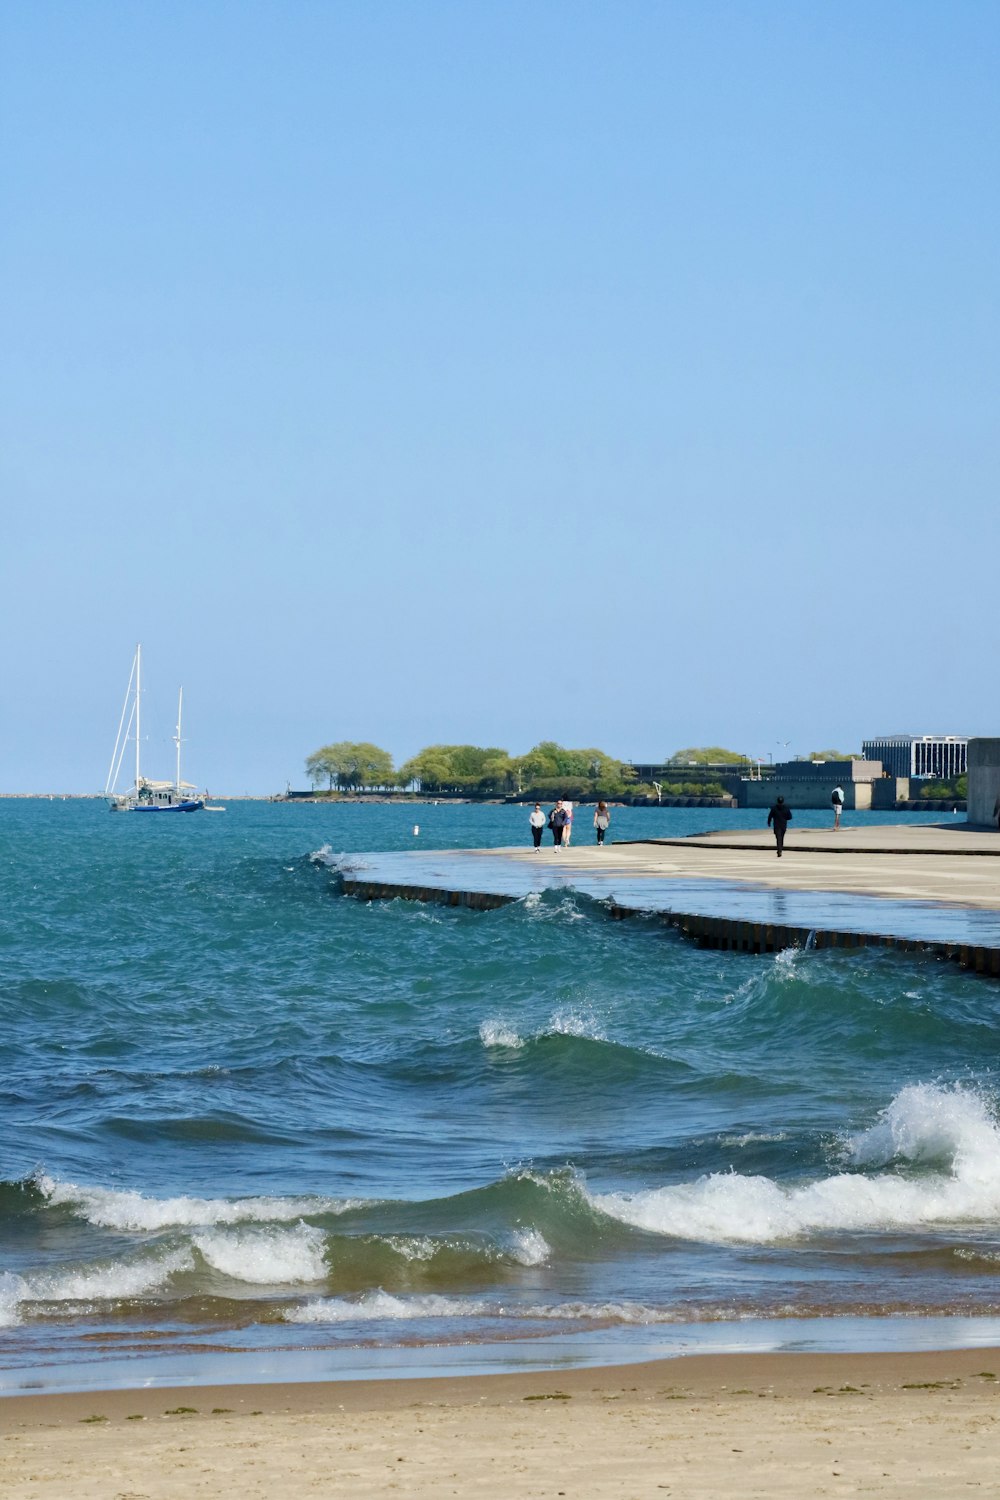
[
  {"xmin": 519, "ymin": 892, "xmax": 586, "ymax": 923},
  {"xmin": 35, "ymin": 1174, "xmax": 357, "ymax": 1232},
  {"xmin": 479, "ymin": 1018, "xmax": 524, "ymax": 1049},
  {"xmin": 844, "ymin": 1083, "xmax": 996, "ymax": 1173},
  {"xmin": 286, "ymin": 1291, "xmax": 490, "ymax": 1324},
  {"xmin": 509, "ymin": 1228, "xmax": 550, "ymax": 1266},
  {"xmin": 381, "ymin": 1236, "xmax": 439, "ymax": 1262},
  {"xmin": 1, "ymin": 1250, "xmax": 193, "ymax": 1324},
  {"xmin": 529, "ymin": 1300, "xmax": 681, "ymax": 1325},
  {"xmin": 719, "ymin": 1131, "xmax": 789, "ymax": 1148},
  {"xmin": 0, "ymin": 1272, "xmax": 27, "ymax": 1327},
  {"xmin": 308, "ymin": 845, "xmax": 370, "ymax": 873},
  {"xmin": 592, "ymin": 1085, "xmax": 1000, "ymax": 1246},
  {"xmin": 193, "ymin": 1224, "xmax": 327, "ymax": 1284},
  {"xmin": 773, "ymin": 946, "xmax": 803, "ymax": 976},
  {"xmin": 479, "ymin": 1010, "xmax": 606, "ymax": 1049},
  {"xmin": 284, "ymin": 1294, "xmax": 727, "ymax": 1328},
  {"xmin": 954, "ymin": 1247, "xmax": 1000, "ymax": 1265},
  {"xmin": 548, "ymin": 1007, "xmax": 606, "ymax": 1041}
]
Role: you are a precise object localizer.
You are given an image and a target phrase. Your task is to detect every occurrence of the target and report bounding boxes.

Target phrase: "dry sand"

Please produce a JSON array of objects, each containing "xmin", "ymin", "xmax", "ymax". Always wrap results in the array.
[{"xmin": 3, "ymin": 1348, "xmax": 1000, "ymax": 1498}]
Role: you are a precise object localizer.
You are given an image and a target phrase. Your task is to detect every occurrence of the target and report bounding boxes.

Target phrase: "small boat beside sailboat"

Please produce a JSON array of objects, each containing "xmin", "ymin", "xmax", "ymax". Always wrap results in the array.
[{"xmin": 105, "ymin": 645, "xmax": 221, "ymax": 812}]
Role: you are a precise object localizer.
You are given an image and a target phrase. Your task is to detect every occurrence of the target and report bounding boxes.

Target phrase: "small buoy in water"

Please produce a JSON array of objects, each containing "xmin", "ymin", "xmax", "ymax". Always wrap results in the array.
[{"xmin": 413, "ymin": 824, "xmax": 420, "ymax": 836}]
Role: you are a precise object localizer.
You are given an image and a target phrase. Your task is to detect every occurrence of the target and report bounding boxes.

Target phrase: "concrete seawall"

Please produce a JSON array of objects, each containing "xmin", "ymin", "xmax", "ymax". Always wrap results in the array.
[
  {"xmin": 337, "ymin": 824, "xmax": 1000, "ymax": 978},
  {"xmin": 969, "ymin": 739, "xmax": 1000, "ymax": 828}
]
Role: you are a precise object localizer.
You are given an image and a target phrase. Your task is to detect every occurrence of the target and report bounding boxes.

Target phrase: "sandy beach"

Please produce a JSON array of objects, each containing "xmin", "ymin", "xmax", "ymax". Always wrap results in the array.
[{"xmin": 3, "ymin": 1348, "xmax": 1000, "ymax": 1498}]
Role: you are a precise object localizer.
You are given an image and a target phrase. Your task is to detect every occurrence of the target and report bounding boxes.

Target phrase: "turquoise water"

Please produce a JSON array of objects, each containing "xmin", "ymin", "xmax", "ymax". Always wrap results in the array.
[{"xmin": 3, "ymin": 798, "xmax": 1000, "ymax": 1392}]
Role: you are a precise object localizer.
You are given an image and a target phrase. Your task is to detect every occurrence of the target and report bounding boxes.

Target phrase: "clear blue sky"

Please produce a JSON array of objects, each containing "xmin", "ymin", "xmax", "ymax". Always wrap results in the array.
[{"xmin": 2, "ymin": 1, "xmax": 997, "ymax": 792}]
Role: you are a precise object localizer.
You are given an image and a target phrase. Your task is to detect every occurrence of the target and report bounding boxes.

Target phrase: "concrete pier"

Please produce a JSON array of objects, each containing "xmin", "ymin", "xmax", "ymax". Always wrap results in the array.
[{"xmin": 339, "ymin": 824, "xmax": 1000, "ymax": 976}]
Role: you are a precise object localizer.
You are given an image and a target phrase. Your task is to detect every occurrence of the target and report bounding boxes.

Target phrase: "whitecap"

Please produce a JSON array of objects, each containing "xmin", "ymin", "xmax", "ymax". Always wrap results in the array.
[
  {"xmin": 518, "ymin": 892, "xmax": 586, "ymax": 923},
  {"xmin": 591, "ymin": 1085, "xmax": 1000, "ymax": 1245},
  {"xmin": 719, "ymin": 1131, "xmax": 789, "ymax": 1148},
  {"xmin": 192, "ymin": 1224, "xmax": 327, "ymax": 1284},
  {"xmin": 285, "ymin": 1291, "xmax": 489, "ymax": 1324},
  {"xmin": 547, "ymin": 1008, "xmax": 607, "ymax": 1042},
  {"xmin": 508, "ymin": 1229, "xmax": 550, "ymax": 1266},
  {"xmin": 0, "ymin": 1272, "xmax": 27, "ymax": 1327},
  {"xmin": 529, "ymin": 1300, "xmax": 680, "ymax": 1324},
  {"xmin": 308, "ymin": 846, "xmax": 370, "ymax": 873},
  {"xmin": 479, "ymin": 1018, "xmax": 524, "ymax": 1049},
  {"xmin": 844, "ymin": 1083, "xmax": 997, "ymax": 1174},
  {"xmin": 9, "ymin": 1249, "xmax": 192, "ymax": 1319},
  {"xmin": 35, "ymin": 1174, "xmax": 357, "ymax": 1232},
  {"xmin": 381, "ymin": 1236, "xmax": 440, "ymax": 1262}
]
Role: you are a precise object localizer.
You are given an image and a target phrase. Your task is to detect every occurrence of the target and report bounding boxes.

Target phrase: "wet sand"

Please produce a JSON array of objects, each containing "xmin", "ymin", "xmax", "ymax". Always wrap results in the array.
[{"xmin": 3, "ymin": 1347, "xmax": 1000, "ymax": 1497}]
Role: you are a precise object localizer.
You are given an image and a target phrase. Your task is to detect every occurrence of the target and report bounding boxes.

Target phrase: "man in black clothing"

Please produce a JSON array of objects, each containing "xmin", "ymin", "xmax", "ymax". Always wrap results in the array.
[{"xmin": 767, "ymin": 796, "xmax": 792, "ymax": 857}]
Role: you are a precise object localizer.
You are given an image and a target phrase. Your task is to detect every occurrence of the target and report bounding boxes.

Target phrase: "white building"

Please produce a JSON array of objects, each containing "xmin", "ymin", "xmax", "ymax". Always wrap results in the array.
[{"xmin": 862, "ymin": 735, "xmax": 968, "ymax": 780}]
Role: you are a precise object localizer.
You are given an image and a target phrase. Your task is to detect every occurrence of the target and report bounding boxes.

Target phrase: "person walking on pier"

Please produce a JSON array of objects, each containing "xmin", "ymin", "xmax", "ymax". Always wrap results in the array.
[
  {"xmin": 529, "ymin": 803, "xmax": 546, "ymax": 850},
  {"xmin": 832, "ymin": 785, "xmax": 844, "ymax": 831},
  {"xmin": 549, "ymin": 800, "xmax": 568, "ymax": 847},
  {"xmin": 993, "ymin": 791, "xmax": 1000, "ymax": 832},
  {"xmin": 594, "ymin": 801, "xmax": 611, "ymax": 845},
  {"xmin": 767, "ymin": 796, "xmax": 792, "ymax": 857},
  {"xmin": 562, "ymin": 801, "xmax": 574, "ymax": 846}
]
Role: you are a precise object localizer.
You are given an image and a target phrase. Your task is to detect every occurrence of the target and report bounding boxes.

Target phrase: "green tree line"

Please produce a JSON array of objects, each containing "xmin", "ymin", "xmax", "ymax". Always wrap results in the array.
[{"xmin": 304, "ymin": 740, "xmax": 638, "ymax": 798}]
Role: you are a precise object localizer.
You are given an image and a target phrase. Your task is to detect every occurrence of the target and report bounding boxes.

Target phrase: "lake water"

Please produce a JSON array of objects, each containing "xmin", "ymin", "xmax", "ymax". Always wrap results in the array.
[{"xmin": 3, "ymin": 798, "xmax": 999, "ymax": 1394}]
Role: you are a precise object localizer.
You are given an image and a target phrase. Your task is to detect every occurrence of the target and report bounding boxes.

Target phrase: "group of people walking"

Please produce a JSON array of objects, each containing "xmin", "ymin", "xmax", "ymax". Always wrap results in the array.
[{"xmin": 529, "ymin": 800, "xmax": 611, "ymax": 849}]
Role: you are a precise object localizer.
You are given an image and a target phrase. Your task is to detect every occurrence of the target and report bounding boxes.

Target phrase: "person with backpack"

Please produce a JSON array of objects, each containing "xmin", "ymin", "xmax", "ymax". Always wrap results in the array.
[
  {"xmin": 831, "ymin": 785, "xmax": 844, "ymax": 831},
  {"xmin": 548, "ymin": 800, "xmax": 568, "ymax": 847},
  {"xmin": 767, "ymin": 796, "xmax": 792, "ymax": 857}
]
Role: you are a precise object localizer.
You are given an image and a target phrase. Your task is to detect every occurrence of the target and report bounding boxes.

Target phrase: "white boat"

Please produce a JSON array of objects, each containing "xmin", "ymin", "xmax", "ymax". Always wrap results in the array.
[{"xmin": 105, "ymin": 645, "xmax": 212, "ymax": 813}]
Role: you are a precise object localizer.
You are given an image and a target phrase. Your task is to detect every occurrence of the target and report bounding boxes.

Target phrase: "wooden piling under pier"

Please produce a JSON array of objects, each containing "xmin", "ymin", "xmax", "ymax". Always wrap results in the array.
[{"xmin": 337, "ymin": 825, "xmax": 1000, "ymax": 978}]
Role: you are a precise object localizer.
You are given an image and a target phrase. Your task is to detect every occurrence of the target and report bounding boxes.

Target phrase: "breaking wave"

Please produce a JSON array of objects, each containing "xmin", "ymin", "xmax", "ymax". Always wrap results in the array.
[
  {"xmin": 32, "ymin": 1175, "xmax": 356, "ymax": 1232},
  {"xmin": 592, "ymin": 1085, "xmax": 1000, "ymax": 1244}
]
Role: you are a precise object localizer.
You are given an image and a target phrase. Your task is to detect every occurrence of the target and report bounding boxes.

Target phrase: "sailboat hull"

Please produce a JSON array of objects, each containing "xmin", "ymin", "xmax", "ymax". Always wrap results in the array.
[
  {"xmin": 122, "ymin": 800, "xmax": 205, "ymax": 813},
  {"xmin": 109, "ymin": 794, "xmax": 206, "ymax": 812}
]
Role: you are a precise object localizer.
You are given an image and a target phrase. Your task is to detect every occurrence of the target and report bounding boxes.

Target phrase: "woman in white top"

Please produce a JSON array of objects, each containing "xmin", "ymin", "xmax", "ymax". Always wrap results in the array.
[
  {"xmin": 562, "ymin": 801, "xmax": 574, "ymax": 846},
  {"xmin": 529, "ymin": 803, "xmax": 546, "ymax": 850}
]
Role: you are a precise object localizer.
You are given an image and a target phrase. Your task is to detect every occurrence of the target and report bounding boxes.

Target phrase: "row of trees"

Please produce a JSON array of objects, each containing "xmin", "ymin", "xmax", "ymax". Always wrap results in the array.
[
  {"xmin": 667, "ymin": 747, "xmax": 746, "ymax": 765},
  {"xmin": 304, "ymin": 740, "xmax": 872, "ymax": 796},
  {"xmin": 668, "ymin": 748, "xmax": 863, "ymax": 765},
  {"xmin": 305, "ymin": 740, "xmax": 635, "ymax": 797},
  {"xmin": 918, "ymin": 775, "xmax": 968, "ymax": 800}
]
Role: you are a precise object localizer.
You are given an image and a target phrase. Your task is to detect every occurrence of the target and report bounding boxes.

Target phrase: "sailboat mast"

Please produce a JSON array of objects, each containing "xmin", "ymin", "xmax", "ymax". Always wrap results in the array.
[
  {"xmin": 135, "ymin": 643, "xmax": 142, "ymax": 789},
  {"xmin": 175, "ymin": 687, "xmax": 183, "ymax": 791}
]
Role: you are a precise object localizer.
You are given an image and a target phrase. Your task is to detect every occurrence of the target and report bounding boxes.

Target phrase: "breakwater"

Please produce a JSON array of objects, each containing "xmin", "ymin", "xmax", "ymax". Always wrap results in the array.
[{"xmin": 339, "ymin": 824, "xmax": 1000, "ymax": 976}]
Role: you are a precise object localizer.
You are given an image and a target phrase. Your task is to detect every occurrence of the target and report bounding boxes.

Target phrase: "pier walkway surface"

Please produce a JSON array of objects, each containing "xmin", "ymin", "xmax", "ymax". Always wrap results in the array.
[{"xmin": 341, "ymin": 824, "xmax": 1000, "ymax": 975}]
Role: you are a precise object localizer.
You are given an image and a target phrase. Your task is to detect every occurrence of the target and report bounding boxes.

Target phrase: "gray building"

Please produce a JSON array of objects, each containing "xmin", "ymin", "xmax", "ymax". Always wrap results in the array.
[
  {"xmin": 862, "ymin": 735, "xmax": 967, "ymax": 780},
  {"xmin": 737, "ymin": 759, "xmax": 882, "ymax": 810}
]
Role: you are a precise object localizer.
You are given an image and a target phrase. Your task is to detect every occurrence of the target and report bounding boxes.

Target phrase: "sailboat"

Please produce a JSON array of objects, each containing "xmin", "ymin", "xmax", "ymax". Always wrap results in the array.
[{"xmin": 105, "ymin": 645, "xmax": 209, "ymax": 812}]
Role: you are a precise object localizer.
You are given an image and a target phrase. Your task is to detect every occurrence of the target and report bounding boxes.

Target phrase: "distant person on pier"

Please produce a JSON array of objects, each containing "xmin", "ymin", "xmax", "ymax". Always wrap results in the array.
[
  {"xmin": 529, "ymin": 803, "xmax": 546, "ymax": 850},
  {"xmin": 562, "ymin": 801, "xmax": 574, "ymax": 846},
  {"xmin": 993, "ymin": 791, "xmax": 1000, "ymax": 832},
  {"xmin": 831, "ymin": 785, "xmax": 844, "ymax": 830},
  {"xmin": 767, "ymin": 796, "xmax": 792, "ymax": 857},
  {"xmin": 594, "ymin": 801, "xmax": 611, "ymax": 845},
  {"xmin": 549, "ymin": 800, "xmax": 568, "ymax": 847}
]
